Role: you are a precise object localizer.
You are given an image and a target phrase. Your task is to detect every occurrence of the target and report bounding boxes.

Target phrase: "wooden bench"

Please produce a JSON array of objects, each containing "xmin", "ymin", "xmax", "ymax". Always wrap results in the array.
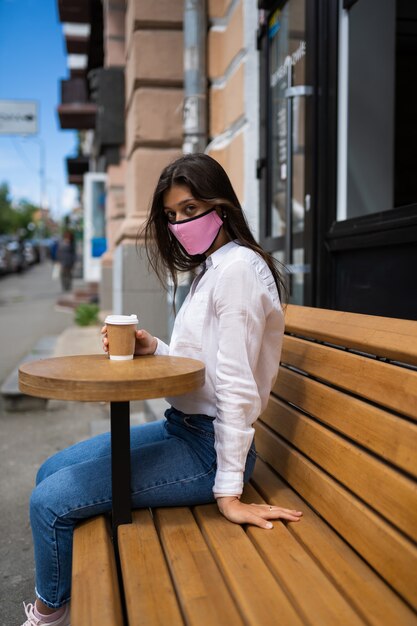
[{"xmin": 71, "ymin": 304, "xmax": 417, "ymax": 626}]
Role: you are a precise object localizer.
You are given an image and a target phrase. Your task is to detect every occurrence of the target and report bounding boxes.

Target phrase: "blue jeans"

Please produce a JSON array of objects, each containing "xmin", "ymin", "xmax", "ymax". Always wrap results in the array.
[{"xmin": 30, "ymin": 407, "xmax": 257, "ymax": 608}]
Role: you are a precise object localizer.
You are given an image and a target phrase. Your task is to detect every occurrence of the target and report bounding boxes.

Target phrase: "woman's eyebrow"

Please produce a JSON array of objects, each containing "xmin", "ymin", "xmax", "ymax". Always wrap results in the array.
[{"xmin": 163, "ymin": 197, "xmax": 196, "ymax": 210}]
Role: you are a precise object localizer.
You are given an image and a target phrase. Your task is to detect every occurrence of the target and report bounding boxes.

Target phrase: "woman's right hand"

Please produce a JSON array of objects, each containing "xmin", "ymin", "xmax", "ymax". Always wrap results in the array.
[
  {"xmin": 216, "ymin": 496, "xmax": 303, "ymax": 529},
  {"xmin": 133, "ymin": 329, "xmax": 158, "ymax": 355},
  {"xmin": 101, "ymin": 326, "xmax": 158, "ymax": 356}
]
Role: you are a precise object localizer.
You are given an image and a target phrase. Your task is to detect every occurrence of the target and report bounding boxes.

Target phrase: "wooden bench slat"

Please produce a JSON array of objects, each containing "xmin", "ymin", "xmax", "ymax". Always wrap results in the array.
[
  {"xmin": 193, "ymin": 503, "xmax": 305, "ymax": 626},
  {"xmin": 261, "ymin": 397, "xmax": 417, "ymax": 541},
  {"xmin": 250, "ymin": 459, "xmax": 417, "ymax": 626},
  {"xmin": 118, "ymin": 509, "xmax": 184, "ymax": 626},
  {"xmin": 241, "ymin": 483, "xmax": 366, "ymax": 626},
  {"xmin": 153, "ymin": 507, "xmax": 244, "ymax": 626},
  {"xmin": 282, "ymin": 335, "xmax": 417, "ymax": 420},
  {"xmin": 274, "ymin": 367, "xmax": 417, "ymax": 478},
  {"xmin": 255, "ymin": 422, "xmax": 417, "ymax": 611},
  {"xmin": 71, "ymin": 516, "xmax": 124, "ymax": 626},
  {"xmin": 285, "ymin": 305, "xmax": 417, "ymax": 366},
  {"xmin": 71, "ymin": 305, "xmax": 417, "ymax": 626}
]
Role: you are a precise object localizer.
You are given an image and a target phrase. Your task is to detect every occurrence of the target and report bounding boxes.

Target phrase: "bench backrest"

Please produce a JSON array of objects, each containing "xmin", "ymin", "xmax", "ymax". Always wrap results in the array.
[{"xmin": 255, "ymin": 304, "xmax": 417, "ymax": 612}]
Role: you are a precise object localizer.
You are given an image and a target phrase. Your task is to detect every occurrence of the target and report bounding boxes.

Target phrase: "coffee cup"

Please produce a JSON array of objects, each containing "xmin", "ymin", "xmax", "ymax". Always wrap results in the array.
[{"xmin": 104, "ymin": 314, "xmax": 138, "ymax": 361}]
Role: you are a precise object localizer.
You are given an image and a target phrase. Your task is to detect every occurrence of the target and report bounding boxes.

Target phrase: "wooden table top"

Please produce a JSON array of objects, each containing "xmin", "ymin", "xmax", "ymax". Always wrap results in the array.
[{"xmin": 19, "ymin": 354, "xmax": 205, "ymax": 402}]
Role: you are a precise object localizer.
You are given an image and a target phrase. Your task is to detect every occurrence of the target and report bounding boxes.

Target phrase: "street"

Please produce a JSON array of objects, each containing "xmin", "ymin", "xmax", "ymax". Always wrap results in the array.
[
  {"xmin": 0, "ymin": 260, "xmax": 73, "ymax": 384},
  {"xmin": 0, "ymin": 261, "xmax": 107, "ymax": 626}
]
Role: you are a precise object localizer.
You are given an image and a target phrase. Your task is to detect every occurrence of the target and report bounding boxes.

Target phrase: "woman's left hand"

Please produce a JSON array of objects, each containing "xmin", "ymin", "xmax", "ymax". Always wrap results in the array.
[{"xmin": 216, "ymin": 496, "xmax": 302, "ymax": 529}]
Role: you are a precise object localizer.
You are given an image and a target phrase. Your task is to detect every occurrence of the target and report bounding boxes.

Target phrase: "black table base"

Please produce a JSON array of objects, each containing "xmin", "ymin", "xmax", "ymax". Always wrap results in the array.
[{"xmin": 110, "ymin": 401, "xmax": 132, "ymax": 536}]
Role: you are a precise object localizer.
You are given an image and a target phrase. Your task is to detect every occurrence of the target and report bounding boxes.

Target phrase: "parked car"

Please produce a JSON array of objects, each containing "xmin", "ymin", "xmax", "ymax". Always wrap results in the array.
[
  {"xmin": 23, "ymin": 239, "xmax": 40, "ymax": 265},
  {"xmin": 6, "ymin": 238, "xmax": 27, "ymax": 273},
  {"xmin": 29, "ymin": 239, "xmax": 42, "ymax": 263},
  {"xmin": 0, "ymin": 237, "xmax": 10, "ymax": 274}
]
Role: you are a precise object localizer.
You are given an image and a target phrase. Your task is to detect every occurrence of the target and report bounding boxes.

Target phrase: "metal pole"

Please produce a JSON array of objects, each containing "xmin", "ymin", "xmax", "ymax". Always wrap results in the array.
[
  {"xmin": 183, "ymin": 0, "xmax": 207, "ymax": 153},
  {"xmin": 25, "ymin": 136, "xmax": 46, "ymax": 233},
  {"xmin": 39, "ymin": 140, "xmax": 46, "ymax": 209},
  {"xmin": 46, "ymin": 178, "xmax": 61, "ymax": 221},
  {"xmin": 28, "ymin": 136, "xmax": 46, "ymax": 209}
]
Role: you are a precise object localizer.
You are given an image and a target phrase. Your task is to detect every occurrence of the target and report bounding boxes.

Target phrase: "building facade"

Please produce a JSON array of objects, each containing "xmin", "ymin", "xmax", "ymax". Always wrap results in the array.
[
  {"xmin": 258, "ymin": 0, "xmax": 417, "ymax": 319},
  {"xmin": 57, "ymin": 0, "xmax": 417, "ymax": 329}
]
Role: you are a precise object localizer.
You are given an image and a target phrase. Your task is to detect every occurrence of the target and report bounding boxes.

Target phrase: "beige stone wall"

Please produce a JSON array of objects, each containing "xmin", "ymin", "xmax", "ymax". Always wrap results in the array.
[
  {"xmin": 101, "ymin": 1, "xmax": 127, "ymax": 309},
  {"xmin": 125, "ymin": 87, "xmax": 183, "ymax": 155},
  {"xmin": 125, "ymin": 30, "xmax": 183, "ymax": 105},
  {"xmin": 102, "ymin": 0, "xmax": 259, "ymax": 326},
  {"xmin": 111, "ymin": 0, "xmax": 184, "ymax": 339},
  {"xmin": 210, "ymin": 132, "xmax": 244, "ymax": 202},
  {"xmin": 210, "ymin": 62, "xmax": 244, "ymax": 137},
  {"xmin": 106, "ymin": 160, "xmax": 126, "ymax": 250},
  {"xmin": 208, "ymin": 2, "xmax": 243, "ymax": 78},
  {"xmin": 103, "ymin": 0, "xmax": 126, "ymax": 68},
  {"xmin": 125, "ymin": 0, "xmax": 183, "ymax": 54},
  {"xmin": 207, "ymin": 1, "xmax": 260, "ymax": 238},
  {"xmin": 119, "ymin": 0, "xmax": 184, "ymax": 245},
  {"xmin": 209, "ymin": 0, "xmax": 232, "ymax": 18},
  {"xmin": 207, "ymin": 0, "xmax": 245, "ymax": 204},
  {"xmin": 126, "ymin": 147, "xmax": 183, "ymax": 218}
]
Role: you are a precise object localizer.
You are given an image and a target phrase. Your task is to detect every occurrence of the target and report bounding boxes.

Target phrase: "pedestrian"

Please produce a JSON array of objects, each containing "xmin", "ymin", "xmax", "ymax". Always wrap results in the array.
[
  {"xmin": 21, "ymin": 154, "xmax": 302, "ymax": 625},
  {"xmin": 56, "ymin": 231, "xmax": 75, "ymax": 292}
]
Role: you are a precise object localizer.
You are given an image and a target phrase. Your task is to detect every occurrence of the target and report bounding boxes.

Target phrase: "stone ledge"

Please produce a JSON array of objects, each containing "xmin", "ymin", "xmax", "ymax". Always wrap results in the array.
[{"xmin": 1, "ymin": 337, "xmax": 58, "ymax": 412}]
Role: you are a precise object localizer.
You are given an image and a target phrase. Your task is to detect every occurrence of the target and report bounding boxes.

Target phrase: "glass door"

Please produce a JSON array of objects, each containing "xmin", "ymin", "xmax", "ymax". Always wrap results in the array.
[{"xmin": 259, "ymin": 0, "xmax": 315, "ymax": 304}]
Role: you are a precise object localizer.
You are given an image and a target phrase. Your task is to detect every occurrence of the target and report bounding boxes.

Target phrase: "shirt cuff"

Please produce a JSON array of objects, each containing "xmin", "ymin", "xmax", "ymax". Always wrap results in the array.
[
  {"xmin": 214, "ymin": 494, "xmax": 241, "ymax": 500},
  {"xmin": 213, "ymin": 469, "xmax": 244, "ymax": 497},
  {"xmin": 154, "ymin": 338, "xmax": 169, "ymax": 355}
]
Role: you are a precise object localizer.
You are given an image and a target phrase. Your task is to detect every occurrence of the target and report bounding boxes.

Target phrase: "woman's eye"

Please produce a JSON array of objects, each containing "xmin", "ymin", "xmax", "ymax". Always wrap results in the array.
[
  {"xmin": 185, "ymin": 205, "xmax": 197, "ymax": 214},
  {"xmin": 166, "ymin": 211, "xmax": 176, "ymax": 222}
]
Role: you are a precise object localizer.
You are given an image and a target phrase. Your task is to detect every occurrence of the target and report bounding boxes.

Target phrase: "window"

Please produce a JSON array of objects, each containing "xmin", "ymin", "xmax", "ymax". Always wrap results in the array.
[{"xmin": 337, "ymin": 0, "xmax": 417, "ymax": 221}]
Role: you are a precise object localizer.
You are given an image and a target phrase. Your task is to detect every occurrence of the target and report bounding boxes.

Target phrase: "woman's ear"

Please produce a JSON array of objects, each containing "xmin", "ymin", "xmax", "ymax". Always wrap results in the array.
[{"xmin": 214, "ymin": 205, "xmax": 226, "ymax": 219}]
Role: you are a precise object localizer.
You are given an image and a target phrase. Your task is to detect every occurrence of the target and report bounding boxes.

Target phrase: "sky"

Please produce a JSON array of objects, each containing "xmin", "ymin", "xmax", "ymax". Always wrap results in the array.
[{"xmin": 0, "ymin": 0, "xmax": 78, "ymax": 220}]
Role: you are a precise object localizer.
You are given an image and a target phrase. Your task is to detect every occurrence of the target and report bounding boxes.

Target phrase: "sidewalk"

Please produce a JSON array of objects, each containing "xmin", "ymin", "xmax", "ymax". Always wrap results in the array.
[
  {"xmin": 53, "ymin": 323, "xmax": 103, "ymax": 357},
  {"xmin": 0, "ymin": 316, "xmax": 166, "ymax": 625},
  {"xmin": 0, "ymin": 324, "xmax": 109, "ymax": 626}
]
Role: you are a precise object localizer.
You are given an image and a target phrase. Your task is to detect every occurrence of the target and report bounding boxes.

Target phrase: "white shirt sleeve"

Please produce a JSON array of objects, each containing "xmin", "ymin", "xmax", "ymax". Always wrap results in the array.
[
  {"xmin": 154, "ymin": 337, "xmax": 169, "ymax": 356},
  {"xmin": 212, "ymin": 259, "xmax": 270, "ymax": 496}
]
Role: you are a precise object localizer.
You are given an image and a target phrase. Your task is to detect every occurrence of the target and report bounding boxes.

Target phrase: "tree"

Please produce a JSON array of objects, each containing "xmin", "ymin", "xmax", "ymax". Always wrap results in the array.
[
  {"xmin": 0, "ymin": 182, "xmax": 17, "ymax": 234},
  {"xmin": 0, "ymin": 182, "xmax": 39, "ymax": 236},
  {"xmin": 15, "ymin": 200, "xmax": 38, "ymax": 233}
]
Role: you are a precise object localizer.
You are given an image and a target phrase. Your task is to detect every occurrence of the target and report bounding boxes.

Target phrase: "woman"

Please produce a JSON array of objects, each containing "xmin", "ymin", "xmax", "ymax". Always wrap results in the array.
[
  {"xmin": 21, "ymin": 154, "xmax": 302, "ymax": 626},
  {"xmin": 56, "ymin": 231, "xmax": 76, "ymax": 293}
]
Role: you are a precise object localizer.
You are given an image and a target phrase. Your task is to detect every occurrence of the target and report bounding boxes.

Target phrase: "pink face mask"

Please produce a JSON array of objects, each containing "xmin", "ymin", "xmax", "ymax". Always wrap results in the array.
[{"xmin": 168, "ymin": 208, "xmax": 223, "ymax": 256}]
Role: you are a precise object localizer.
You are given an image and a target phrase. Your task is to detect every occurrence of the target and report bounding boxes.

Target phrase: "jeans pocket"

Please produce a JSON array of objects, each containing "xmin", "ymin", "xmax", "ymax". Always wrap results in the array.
[{"xmin": 183, "ymin": 415, "xmax": 215, "ymax": 439}]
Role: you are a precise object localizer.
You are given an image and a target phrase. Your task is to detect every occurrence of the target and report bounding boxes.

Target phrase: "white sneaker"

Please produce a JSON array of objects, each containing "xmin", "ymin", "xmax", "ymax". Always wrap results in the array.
[{"xmin": 21, "ymin": 602, "xmax": 70, "ymax": 626}]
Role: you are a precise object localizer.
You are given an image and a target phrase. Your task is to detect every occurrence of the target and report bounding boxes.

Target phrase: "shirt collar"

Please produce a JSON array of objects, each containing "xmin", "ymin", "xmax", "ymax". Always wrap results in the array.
[{"xmin": 205, "ymin": 240, "xmax": 239, "ymax": 269}]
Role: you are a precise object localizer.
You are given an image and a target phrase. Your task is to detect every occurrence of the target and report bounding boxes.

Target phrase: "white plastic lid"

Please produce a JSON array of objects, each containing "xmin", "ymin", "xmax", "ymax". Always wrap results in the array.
[{"xmin": 105, "ymin": 314, "xmax": 138, "ymax": 325}]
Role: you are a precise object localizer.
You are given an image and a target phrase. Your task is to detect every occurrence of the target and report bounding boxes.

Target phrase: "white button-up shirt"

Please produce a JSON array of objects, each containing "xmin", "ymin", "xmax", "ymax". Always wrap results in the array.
[{"xmin": 155, "ymin": 241, "xmax": 285, "ymax": 496}]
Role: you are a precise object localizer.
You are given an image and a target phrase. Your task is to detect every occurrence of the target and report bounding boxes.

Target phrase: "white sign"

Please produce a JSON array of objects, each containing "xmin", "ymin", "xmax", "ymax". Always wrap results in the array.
[
  {"xmin": 83, "ymin": 172, "xmax": 107, "ymax": 283},
  {"xmin": 0, "ymin": 100, "xmax": 38, "ymax": 135},
  {"xmin": 270, "ymin": 41, "xmax": 307, "ymax": 88}
]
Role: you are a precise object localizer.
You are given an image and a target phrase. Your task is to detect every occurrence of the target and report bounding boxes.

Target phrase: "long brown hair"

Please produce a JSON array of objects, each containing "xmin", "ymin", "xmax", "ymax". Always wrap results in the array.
[{"xmin": 141, "ymin": 153, "xmax": 287, "ymax": 303}]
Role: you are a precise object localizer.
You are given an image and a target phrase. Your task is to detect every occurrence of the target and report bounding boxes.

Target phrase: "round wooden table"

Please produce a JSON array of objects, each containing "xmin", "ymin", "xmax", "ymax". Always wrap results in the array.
[{"xmin": 19, "ymin": 354, "xmax": 205, "ymax": 534}]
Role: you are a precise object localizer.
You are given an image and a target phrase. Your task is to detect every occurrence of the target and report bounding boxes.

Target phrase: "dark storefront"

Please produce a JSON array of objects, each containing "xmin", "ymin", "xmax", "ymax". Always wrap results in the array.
[{"xmin": 258, "ymin": 0, "xmax": 417, "ymax": 320}]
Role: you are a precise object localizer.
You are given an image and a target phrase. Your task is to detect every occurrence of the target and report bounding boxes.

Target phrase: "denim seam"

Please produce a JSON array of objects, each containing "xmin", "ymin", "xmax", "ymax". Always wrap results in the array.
[
  {"xmin": 131, "ymin": 464, "xmax": 216, "ymax": 497},
  {"xmin": 35, "ymin": 518, "xmax": 72, "ymax": 609},
  {"xmin": 59, "ymin": 466, "xmax": 215, "ymax": 518},
  {"xmin": 60, "ymin": 497, "xmax": 112, "ymax": 520},
  {"xmin": 173, "ymin": 420, "xmax": 215, "ymax": 440},
  {"xmin": 35, "ymin": 586, "xmax": 71, "ymax": 610}
]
